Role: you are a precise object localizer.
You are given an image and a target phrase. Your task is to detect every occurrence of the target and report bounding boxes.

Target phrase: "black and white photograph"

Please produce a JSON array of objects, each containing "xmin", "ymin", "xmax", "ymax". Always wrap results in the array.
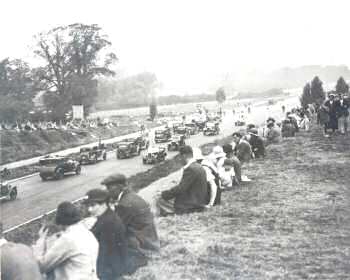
[{"xmin": 0, "ymin": 0, "xmax": 349, "ymax": 279}]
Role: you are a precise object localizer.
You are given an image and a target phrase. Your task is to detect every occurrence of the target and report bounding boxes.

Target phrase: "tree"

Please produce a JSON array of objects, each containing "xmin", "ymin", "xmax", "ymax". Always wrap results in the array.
[
  {"xmin": 33, "ymin": 23, "xmax": 117, "ymax": 120},
  {"xmin": 310, "ymin": 76, "xmax": 325, "ymax": 106},
  {"xmin": 149, "ymin": 101, "xmax": 157, "ymax": 121},
  {"xmin": 300, "ymin": 83, "xmax": 313, "ymax": 108},
  {"xmin": 335, "ymin": 76, "xmax": 349, "ymax": 94},
  {"xmin": 0, "ymin": 58, "xmax": 36, "ymax": 122},
  {"xmin": 215, "ymin": 87, "xmax": 226, "ymax": 104}
]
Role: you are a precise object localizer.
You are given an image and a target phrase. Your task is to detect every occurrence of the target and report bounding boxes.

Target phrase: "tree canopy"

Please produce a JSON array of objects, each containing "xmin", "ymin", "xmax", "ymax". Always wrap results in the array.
[
  {"xmin": 335, "ymin": 76, "xmax": 349, "ymax": 94},
  {"xmin": 300, "ymin": 83, "xmax": 312, "ymax": 108},
  {"xmin": 310, "ymin": 76, "xmax": 325, "ymax": 105},
  {"xmin": 215, "ymin": 87, "xmax": 226, "ymax": 104}
]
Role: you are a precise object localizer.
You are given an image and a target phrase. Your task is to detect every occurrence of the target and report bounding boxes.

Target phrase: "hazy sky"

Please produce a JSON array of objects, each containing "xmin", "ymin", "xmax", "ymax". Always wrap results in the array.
[{"xmin": 1, "ymin": 0, "xmax": 350, "ymax": 94}]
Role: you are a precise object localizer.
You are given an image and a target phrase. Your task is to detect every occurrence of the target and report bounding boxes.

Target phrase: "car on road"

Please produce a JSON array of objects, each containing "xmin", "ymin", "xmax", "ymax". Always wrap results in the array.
[
  {"xmin": 155, "ymin": 128, "xmax": 172, "ymax": 143},
  {"xmin": 235, "ymin": 120, "xmax": 246, "ymax": 126},
  {"xmin": 79, "ymin": 144, "xmax": 107, "ymax": 165},
  {"xmin": 0, "ymin": 182, "xmax": 18, "ymax": 201},
  {"xmin": 174, "ymin": 125, "xmax": 190, "ymax": 139},
  {"xmin": 167, "ymin": 135, "xmax": 186, "ymax": 151},
  {"xmin": 116, "ymin": 140, "xmax": 140, "ymax": 159},
  {"xmin": 39, "ymin": 156, "xmax": 81, "ymax": 181},
  {"xmin": 184, "ymin": 122, "xmax": 199, "ymax": 135},
  {"xmin": 135, "ymin": 134, "xmax": 150, "ymax": 151},
  {"xmin": 203, "ymin": 122, "xmax": 220, "ymax": 136},
  {"xmin": 142, "ymin": 146, "xmax": 167, "ymax": 164}
]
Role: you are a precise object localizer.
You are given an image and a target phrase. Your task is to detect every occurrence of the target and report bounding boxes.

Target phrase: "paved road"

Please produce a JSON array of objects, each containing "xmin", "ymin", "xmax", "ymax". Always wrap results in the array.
[{"xmin": 1, "ymin": 96, "xmax": 299, "ymax": 230}]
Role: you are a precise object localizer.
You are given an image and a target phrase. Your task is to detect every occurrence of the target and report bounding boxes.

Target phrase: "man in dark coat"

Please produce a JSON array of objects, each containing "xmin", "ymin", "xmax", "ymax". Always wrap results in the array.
[
  {"xmin": 161, "ymin": 145, "xmax": 208, "ymax": 214},
  {"xmin": 246, "ymin": 128, "xmax": 265, "ymax": 158},
  {"xmin": 84, "ymin": 189, "xmax": 127, "ymax": 280},
  {"xmin": 324, "ymin": 93, "xmax": 338, "ymax": 133},
  {"xmin": 232, "ymin": 132, "xmax": 253, "ymax": 165},
  {"xmin": 101, "ymin": 173, "xmax": 160, "ymax": 273},
  {"xmin": 335, "ymin": 93, "xmax": 350, "ymax": 134}
]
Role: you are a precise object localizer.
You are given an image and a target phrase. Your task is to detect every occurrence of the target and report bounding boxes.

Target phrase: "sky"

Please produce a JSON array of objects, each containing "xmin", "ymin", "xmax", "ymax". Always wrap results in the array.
[{"xmin": 1, "ymin": 0, "xmax": 350, "ymax": 94}]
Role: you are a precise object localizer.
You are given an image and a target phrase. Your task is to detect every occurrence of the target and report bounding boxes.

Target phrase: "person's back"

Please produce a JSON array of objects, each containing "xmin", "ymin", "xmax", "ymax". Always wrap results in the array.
[{"xmin": 1, "ymin": 241, "xmax": 43, "ymax": 280}]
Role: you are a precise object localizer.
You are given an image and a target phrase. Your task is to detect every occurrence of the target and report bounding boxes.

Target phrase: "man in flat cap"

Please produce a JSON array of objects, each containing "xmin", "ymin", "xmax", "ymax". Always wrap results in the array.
[
  {"xmin": 160, "ymin": 145, "xmax": 208, "ymax": 214},
  {"xmin": 101, "ymin": 173, "xmax": 159, "ymax": 273},
  {"xmin": 84, "ymin": 189, "xmax": 127, "ymax": 280}
]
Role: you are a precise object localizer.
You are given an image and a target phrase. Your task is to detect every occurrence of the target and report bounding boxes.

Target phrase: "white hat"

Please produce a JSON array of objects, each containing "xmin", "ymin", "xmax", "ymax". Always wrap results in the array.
[
  {"xmin": 192, "ymin": 147, "xmax": 204, "ymax": 160},
  {"xmin": 210, "ymin": 146, "xmax": 226, "ymax": 159}
]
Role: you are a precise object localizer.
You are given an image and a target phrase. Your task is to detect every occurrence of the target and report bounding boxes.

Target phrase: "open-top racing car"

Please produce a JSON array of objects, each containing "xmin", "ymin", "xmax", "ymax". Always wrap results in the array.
[
  {"xmin": 184, "ymin": 122, "xmax": 199, "ymax": 135},
  {"xmin": 0, "ymin": 169, "xmax": 17, "ymax": 201},
  {"xmin": 79, "ymin": 143, "xmax": 107, "ymax": 165},
  {"xmin": 142, "ymin": 146, "xmax": 167, "ymax": 164},
  {"xmin": 116, "ymin": 139, "xmax": 140, "ymax": 159},
  {"xmin": 203, "ymin": 122, "xmax": 220, "ymax": 136},
  {"xmin": 173, "ymin": 125, "xmax": 190, "ymax": 139},
  {"xmin": 167, "ymin": 135, "xmax": 186, "ymax": 151},
  {"xmin": 39, "ymin": 155, "xmax": 81, "ymax": 181}
]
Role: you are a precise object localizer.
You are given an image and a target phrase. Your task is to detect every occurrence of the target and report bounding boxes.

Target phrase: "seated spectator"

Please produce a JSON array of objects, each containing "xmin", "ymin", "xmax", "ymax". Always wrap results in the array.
[
  {"xmin": 84, "ymin": 189, "xmax": 128, "ymax": 280},
  {"xmin": 33, "ymin": 201, "xmax": 99, "ymax": 280},
  {"xmin": 101, "ymin": 173, "xmax": 160, "ymax": 273},
  {"xmin": 286, "ymin": 112, "xmax": 299, "ymax": 132},
  {"xmin": 1, "ymin": 222, "xmax": 43, "ymax": 280},
  {"xmin": 218, "ymin": 158, "xmax": 236, "ymax": 189},
  {"xmin": 193, "ymin": 148, "xmax": 221, "ymax": 206},
  {"xmin": 232, "ymin": 132, "xmax": 253, "ymax": 165},
  {"xmin": 245, "ymin": 128, "xmax": 265, "ymax": 158},
  {"xmin": 160, "ymin": 146, "xmax": 208, "ymax": 215},
  {"xmin": 281, "ymin": 119, "xmax": 296, "ymax": 138},
  {"xmin": 299, "ymin": 112, "xmax": 310, "ymax": 131},
  {"xmin": 222, "ymin": 143, "xmax": 242, "ymax": 184},
  {"xmin": 266, "ymin": 122, "xmax": 281, "ymax": 143}
]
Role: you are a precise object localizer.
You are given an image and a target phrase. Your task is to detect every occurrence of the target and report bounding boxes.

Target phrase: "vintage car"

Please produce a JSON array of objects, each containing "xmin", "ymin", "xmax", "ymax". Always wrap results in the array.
[
  {"xmin": 135, "ymin": 134, "xmax": 150, "ymax": 151},
  {"xmin": 235, "ymin": 120, "xmax": 246, "ymax": 126},
  {"xmin": 167, "ymin": 135, "xmax": 186, "ymax": 151},
  {"xmin": 142, "ymin": 146, "xmax": 167, "ymax": 164},
  {"xmin": 154, "ymin": 128, "xmax": 172, "ymax": 143},
  {"xmin": 203, "ymin": 122, "xmax": 220, "ymax": 136},
  {"xmin": 116, "ymin": 140, "xmax": 140, "ymax": 159},
  {"xmin": 39, "ymin": 156, "xmax": 81, "ymax": 181},
  {"xmin": 0, "ymin": 182, "xmax": 18, "ymax": 201},
  {"xmin": 184, "ymin": 122, "xmax": 199, "ymax": 135},
  {"xmin": 173, "ymin": 125, "xmax": 190, "ymax": 138},
  {"xmin": 79, "ymin": 144, "xmax": 107, "ymax": 165}
]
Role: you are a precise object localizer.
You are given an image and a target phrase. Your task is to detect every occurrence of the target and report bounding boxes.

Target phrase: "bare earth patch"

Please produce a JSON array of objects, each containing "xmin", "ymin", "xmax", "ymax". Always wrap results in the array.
[{"xmin": 128, "ymin": 127, "xmax": 350, "ymax": 280}]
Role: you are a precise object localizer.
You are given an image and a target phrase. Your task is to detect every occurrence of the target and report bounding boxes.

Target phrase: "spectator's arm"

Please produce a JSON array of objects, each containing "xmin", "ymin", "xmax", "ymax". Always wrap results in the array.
[{"xmin": 162, "ymin": 168, "xmax": 196, "ymax": 200}]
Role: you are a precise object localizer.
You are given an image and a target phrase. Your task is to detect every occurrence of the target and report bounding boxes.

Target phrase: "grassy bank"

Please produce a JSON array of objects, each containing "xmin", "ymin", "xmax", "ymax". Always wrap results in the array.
[{"xmin": 128, "ymin": 127, "xmax": 350, "ymax": 280}]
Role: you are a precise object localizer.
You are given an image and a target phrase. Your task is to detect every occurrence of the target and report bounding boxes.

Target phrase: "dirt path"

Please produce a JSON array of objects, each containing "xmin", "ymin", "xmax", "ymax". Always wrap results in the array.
[{"xmin": 131, "ymin": 126, "xmax": 350, "ymax": 280}]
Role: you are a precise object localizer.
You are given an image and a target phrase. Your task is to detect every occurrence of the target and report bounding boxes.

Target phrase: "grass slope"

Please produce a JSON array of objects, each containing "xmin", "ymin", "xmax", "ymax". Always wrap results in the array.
[{"xmin": 128, "ymin": 127, "xmax": 350, "ymax": 280}]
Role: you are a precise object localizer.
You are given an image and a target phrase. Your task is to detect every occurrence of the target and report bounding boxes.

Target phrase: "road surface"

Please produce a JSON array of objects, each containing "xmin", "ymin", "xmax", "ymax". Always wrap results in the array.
[{"xmin": 1, "ymin": 96, "xmax": 299, "ymax": 231}]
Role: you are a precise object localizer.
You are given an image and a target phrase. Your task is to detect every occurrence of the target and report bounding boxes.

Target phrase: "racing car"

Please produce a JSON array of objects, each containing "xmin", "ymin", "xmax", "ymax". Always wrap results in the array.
[
  {"xmin": 142, "ymin": 146, "xmax": 167, "ymax": 164},
  {"xmin": 39, "ymin": 155, "xmax": 81, "ymax": 181}
]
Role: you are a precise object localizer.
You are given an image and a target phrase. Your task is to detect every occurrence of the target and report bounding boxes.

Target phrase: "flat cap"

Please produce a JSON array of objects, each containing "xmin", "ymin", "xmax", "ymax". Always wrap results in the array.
[
  {"xmin": 179, "ymin": 145, "xmax": 193, "ymax": 156},
  {"xmin": 101, "ymin": 173, "xmax": 127, "ymax": 186},
  {"xmin": 84, "ymin": 189, "xmax": 109, "ymax": 204}
]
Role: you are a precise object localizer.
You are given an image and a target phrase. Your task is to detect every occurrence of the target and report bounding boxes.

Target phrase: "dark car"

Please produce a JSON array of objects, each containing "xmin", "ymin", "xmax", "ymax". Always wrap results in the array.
[
  {"xmin": 173, "ymin": 125, "xmax": 190, "ymax": 139},
  {"xmin": 184, "ymin": 122, "xmax": 199, "ymax": 135},
  {"xmin": 135, "ymin": 134, "xmax": 150, "ymax": 151},
  {"xmin": 235, "ymin": 120, "xmax": 246, "ymax": 126},
  {"xmin": 39, "ymin": 156, "xmax": 81, "ymax": 181},
  {"xmin": 116, "ymin": 140, "xmax": 140, "ymax": 159},
  {"xmin": 155, "ymin": 128, "xmax": 172, "ymax": 143},
  {"xmin": 79, "ymin": 144, "xmax": 107, "ymax": 165},
  {"xmin": 0, "ymin": 182, "xmax": 18, "ymax": 201},
  {"xmin": 142, "ymin": 146, "xmax": 167, "ymax": 164},
  {"xmin": 203, "ymin": 122, "xmax": 220, "ymax": 136},
  {"xmin": 167, "ymin": 135, "xmax": 186, "ymax": 151}
]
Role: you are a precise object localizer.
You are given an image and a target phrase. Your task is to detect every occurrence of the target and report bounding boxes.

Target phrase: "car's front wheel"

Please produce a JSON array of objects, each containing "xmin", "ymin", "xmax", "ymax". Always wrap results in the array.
[
  {"xmin": 75, "ymin": 166, "xmax": 81, "ymax": 175},
  {"xmin": 9, "ymin": 188, "xmax": 17, "ymax": 200},
  {"xmin": 55, "ymin": 169, "xmax": 64, "ymax": 180}
]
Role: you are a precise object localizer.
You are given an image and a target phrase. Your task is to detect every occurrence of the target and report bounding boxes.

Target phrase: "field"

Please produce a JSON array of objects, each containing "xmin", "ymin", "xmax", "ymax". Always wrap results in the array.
[{"xmin": 127, "ymin": 125, "xmax": 350, "ymax": 280}]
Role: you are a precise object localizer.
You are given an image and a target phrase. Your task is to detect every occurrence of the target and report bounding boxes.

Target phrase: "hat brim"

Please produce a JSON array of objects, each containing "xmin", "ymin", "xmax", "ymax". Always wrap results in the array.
[{"xmin": 210, "ymin": 152, "xmax": 226, "ymax": 158}]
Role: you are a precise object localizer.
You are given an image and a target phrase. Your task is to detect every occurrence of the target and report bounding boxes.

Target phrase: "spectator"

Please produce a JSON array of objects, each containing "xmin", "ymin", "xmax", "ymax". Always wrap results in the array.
[
  {"xmin": 222, "ymin": 143, "xmax": 242, "ymax": 184},
  {"xmin": 281, "ymin": 119, "xmax": 295, "ymax": 138},
  {"xmin": 193, "ymin": 147, "xmax": 220, "ymax": 207},
  {"xmin": 160, "ymin": 146, "xmax": 208, "ymax": 215},
  {"xmin": 101, "ymin": 173, "xmax": 160, "ymax": 273},
  {"xmin": 218, "ymin": 158, "xmax": 236, "ymax": 189},
  {"xmin": 324, "ymin": 93, "xmax": 338, "ymax": 134},
  {"xmin": 336, "ymin": 93, "xmax": 350, "ymax": 134},
  {"xmin": 33, "ymin": 201, "xmax": 99, "ymax": 280},
  {"xmin": 245, "ymin": 128, "xmax": 265, "ymax": 158},
  {"xmin": 232, "ymin": 132, "xmax": 253, "ymax": 165},
  {"xmin": 299, "ymin": 112, "xmax": 310, "ymax": 132},
  {"xmin": 84, "ymin": 189, "xmax": 128, "ymax": 280},
  {"xmin": 317, "ymin": 104, "xmax": 330, "ymax": 137},
  {"xmin": 0, "ymin": 222, "xmax": 43, "ymax": 280}
]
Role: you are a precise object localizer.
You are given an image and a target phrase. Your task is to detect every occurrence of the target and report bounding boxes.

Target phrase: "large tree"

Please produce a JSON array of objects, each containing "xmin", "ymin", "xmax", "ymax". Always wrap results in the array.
[
  {"xmin": 300, "ymin": 82, "xmax": 312, "ymax": 108},
  {"xmin": 335, "ymin": 76, "xmax": 349, "ymax": 94},
  {"xmin": 215, "ymin": 87, "xmax": 226, "ymax": 104},
  {"xmin": 310, "ymin": 76, "xmax": 325, "ymax": 105},
  {"xmin": 33, "ymin": 23, "xmax": 117, "ymax": 120},
  {"xmin": 0, "ymin": 58, "xmax": 36, "ymax": 122}
]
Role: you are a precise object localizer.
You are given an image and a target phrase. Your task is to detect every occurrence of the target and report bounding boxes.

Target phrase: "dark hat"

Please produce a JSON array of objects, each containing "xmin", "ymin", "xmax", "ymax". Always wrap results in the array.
[
  {"xmin": 222, "ymin": 143, "xmax": 233, "ymax": 154},
  {"xmin": 55, "ymin": 201, "xmax": 81, "ymax": 226},
  {"xmin": 232, "ymin": 132, "xmax": 242, "ymax": 138},
  {"xmin": 223, "ymin": 158, "xmax": 234, "ymax": 166},
  {"xmin": 179, "ymin": 145, "xmax": 193, "ymax": 156},
  {"xmin": 101, "ymin": 173, "xmax": 127, "ymax": 186},
  {"xmin": 84, "ymin": 189, "xmax": 109, "ymax": 204}
]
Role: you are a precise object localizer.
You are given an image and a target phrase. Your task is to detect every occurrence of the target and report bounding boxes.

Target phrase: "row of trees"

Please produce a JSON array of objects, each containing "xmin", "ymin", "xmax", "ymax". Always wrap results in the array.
[
  {"xmin": 300, "ymin": 76, "xmax": 349, "ymax": 108},
  {"xmin": 0, "ymin": 24, "xmax": 117, "ymax": 122}
]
